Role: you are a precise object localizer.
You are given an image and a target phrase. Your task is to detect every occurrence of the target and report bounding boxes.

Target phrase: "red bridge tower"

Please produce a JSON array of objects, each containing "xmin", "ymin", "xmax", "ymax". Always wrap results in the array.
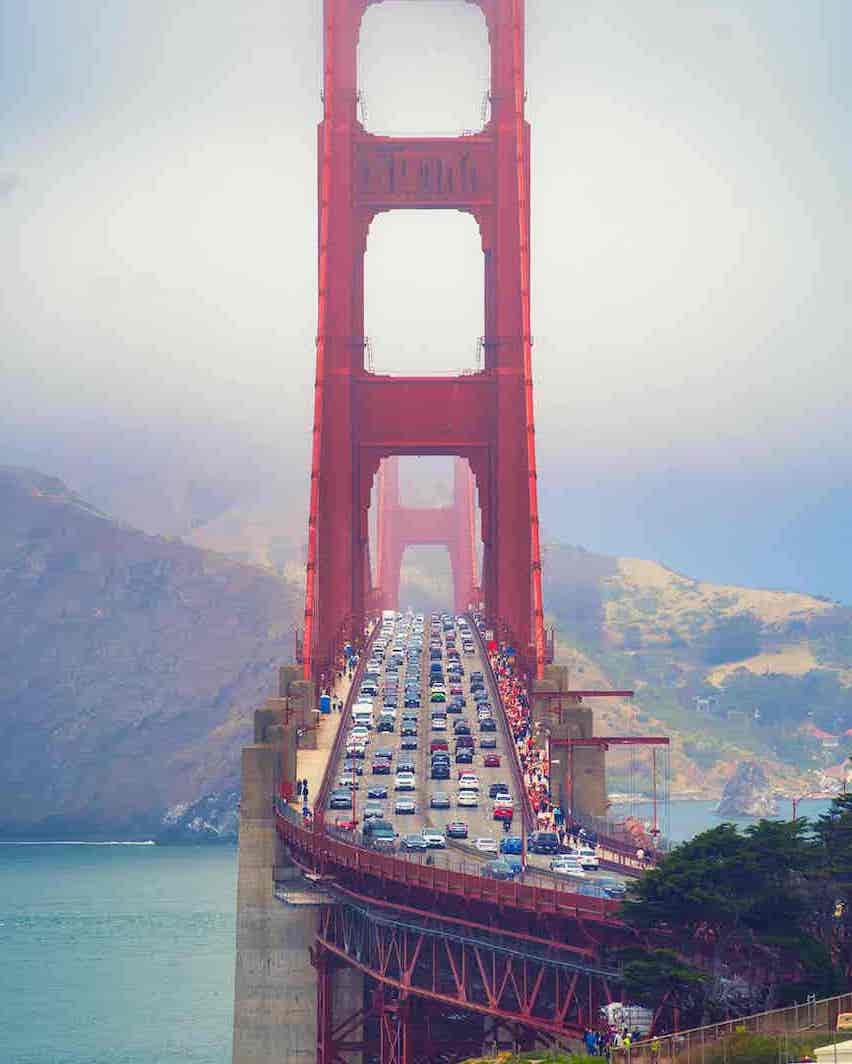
[
  {"xmin": 303, "ymin": 0, "xmax": 546, "ymax": 680},
  {"xmin": 372, "ymin": 457, "xmax": 481, "ymax": 616}
]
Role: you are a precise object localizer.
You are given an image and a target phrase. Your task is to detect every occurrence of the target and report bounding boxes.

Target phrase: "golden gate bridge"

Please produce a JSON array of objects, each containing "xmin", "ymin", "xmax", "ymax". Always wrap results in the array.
[{"xmin": 232, "ymin": 4, "xmax": 670, "ymax": 1061}]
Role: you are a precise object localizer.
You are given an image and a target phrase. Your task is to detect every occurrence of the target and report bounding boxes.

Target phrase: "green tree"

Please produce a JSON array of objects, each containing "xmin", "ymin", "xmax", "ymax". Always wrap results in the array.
[{"xmin": 619, "ymin": 948, "xmax": 707, "ymax": 1028}]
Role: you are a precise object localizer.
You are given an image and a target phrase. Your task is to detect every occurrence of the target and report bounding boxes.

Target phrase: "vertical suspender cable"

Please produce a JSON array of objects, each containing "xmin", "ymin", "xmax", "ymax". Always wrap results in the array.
[
  {"xmin": 510, "ymin": 0, "xmax": 546, "ymax": 680},
  {"xmin": 303, "ymin": 4, "xmax": 335, "ymax": 680}
]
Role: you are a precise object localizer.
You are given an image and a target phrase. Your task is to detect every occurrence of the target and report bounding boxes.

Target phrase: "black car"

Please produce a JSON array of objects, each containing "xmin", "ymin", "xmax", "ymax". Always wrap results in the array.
[
  {"xmin": 367, "ymin": 785, "xmax": 389, "ymax": 799},
  {"xmin": 431, "ymin": 765, "xmax": 450, "ymax": 780},
  {"xmin": 342, "ymin": 759, "xmax": 364, "ymax": 776},
  {"xmin": 480, "ymin": 718, "xmax": 497, "ymax": 732},
  {"xmin": 375, "ymin": 748, "xmax": 394, "ymax": 760},
  {"xmin": 377, "ymin": 719, "xmax": 394, "ymax": 733},
  {"xmin": 455, "ymin": 750, "xmax": 474, "ymax": 764},
  {"xmin": 489, "ymin": 782, "xmax": 511, "ymax": 799},
  {"xmin": 404, "ymin": 698, "xmax": 420, "ymax": 708},
  {"xmin": 529, "ymin": 831, "xmax": 560, "ymax": 855},
  {"xmin": 480, "ymin": 736, "xmax": 497, "ymax": 749},
  {"xmin": 401, "ymin": 724, "xmax": 418, "ymax": 737},
  {"xmin": 453, "ymin": 723, "xmax": 471, "ymax": 736}
]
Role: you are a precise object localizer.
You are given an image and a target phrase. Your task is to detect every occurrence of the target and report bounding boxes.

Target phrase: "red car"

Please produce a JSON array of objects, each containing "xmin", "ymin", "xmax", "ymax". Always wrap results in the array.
[
  {"xmin": 372, "ymin": 760, "xmax": 391, "ymax": 775},
  {"xmin": 492, "ymin": 804, "xmax": 513, "ymax": 822},
  {"xmin": 483, "ymin": 754, "xmax": 501, "ymax": 768}
]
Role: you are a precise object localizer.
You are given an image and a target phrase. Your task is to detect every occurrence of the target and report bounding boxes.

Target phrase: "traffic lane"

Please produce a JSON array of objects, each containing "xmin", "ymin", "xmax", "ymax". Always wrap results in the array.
[
  {"xmin": 329, "ymin": 617, "xmax": 407, "ymax": 828},
  {"xmin": 416, "ymin": 618, "xmax": 515, "ymax": 854}
]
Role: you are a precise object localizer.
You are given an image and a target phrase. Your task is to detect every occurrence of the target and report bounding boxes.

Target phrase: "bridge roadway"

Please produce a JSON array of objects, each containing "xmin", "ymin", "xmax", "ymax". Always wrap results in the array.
[{"xmin": 305, "ymin": 609, "xmax": 626, "ymax": 897}]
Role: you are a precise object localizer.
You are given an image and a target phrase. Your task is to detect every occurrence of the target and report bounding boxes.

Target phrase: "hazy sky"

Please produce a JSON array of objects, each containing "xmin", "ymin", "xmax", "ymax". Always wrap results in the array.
[{"xmin": 2, "ymin": 1, "xmax": 850, "ymax": 599}]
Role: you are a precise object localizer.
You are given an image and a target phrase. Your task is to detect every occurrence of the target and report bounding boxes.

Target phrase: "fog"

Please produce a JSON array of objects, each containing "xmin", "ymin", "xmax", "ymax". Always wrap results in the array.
[{"xmin": 2, "ymin": 1, "xmax": 850, "ymax": 597}]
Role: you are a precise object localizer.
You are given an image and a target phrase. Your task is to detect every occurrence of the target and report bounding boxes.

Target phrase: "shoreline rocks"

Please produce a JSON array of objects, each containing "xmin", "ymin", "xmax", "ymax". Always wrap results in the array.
[{"xmin": 716, "ymin": 761, "xmax": 778, "ymax": 818}]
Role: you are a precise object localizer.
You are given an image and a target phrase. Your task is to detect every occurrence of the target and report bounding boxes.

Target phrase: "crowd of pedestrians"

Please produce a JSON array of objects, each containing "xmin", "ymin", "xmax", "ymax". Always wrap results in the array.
[
  {"xmin": 489, "ymin": 642, "xmax": 606, "ymax": 852},
  {"xmin": 583, "ymin": 1025, "xmax": 653, "ymax": 1057},
  {"xmin": 489, "ymin": 643, "xmax": 569, "ymax": 836}
]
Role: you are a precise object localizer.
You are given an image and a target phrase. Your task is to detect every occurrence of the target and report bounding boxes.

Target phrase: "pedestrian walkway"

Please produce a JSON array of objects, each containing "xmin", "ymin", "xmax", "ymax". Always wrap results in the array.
[{"xmin": 297, "ymin": 669, "xmax": 354, "ymax": 814}]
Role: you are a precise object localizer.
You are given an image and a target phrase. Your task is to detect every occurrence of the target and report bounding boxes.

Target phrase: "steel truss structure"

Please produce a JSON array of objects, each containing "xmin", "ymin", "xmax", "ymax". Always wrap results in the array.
[{"xmin": 312, "ymin": 893, "xmax": 622, "ymax": 1063}]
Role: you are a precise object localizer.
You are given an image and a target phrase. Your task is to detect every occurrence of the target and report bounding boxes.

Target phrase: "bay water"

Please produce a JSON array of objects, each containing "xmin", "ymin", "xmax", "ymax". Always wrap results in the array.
[
  {"xmin": 0, "ymin": 843, "xmax": 236, "ymax": 1064},
  {"xmin": 0, "ymin": 799, "xmax": 836, "ymax": 1062}
]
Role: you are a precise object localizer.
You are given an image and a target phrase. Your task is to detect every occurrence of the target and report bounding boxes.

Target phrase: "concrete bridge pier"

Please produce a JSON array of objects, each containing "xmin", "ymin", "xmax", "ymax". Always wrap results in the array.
[
  {"xmin": 533, "ymin": 665, "xmax": 607, "ymax": 820},
  {"xmin": 232, "ymin": 698, "xmax": 364, "ymax": 1063}
]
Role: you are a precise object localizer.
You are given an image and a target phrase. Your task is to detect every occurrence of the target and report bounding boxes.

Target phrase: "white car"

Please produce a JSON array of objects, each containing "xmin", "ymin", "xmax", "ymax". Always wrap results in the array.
[
  {"xmin": 551, "ymin": 855, "xmax": 586, "ymax": 878},
  {"xmin": 578, "ymin": 847, "xmax": 599, "ymax": 871},
  {"xmin": 432, "ymin": 717, "xmax": 447, "ymax": 731},
  {"xmin": 350, "ymin": 726, "xmax": 370, "ymax": 742},
  {"xmin": 421, "ymin": 829, "xmax": 446, "ymax": 849},
  {"xmin": 458, "ymin": 773, "xmax": 480, "ymax": 790},
  {"xmin": 394, "ymin": 773, "xmax": 416, "ymax": 791},
  {"xmin": 337, "ymin": 776, "xmax": 359, "ymax": 790},
  {"xmin": 473, "ymin": 837, "xmax": 498, "ymax": 854},
  {"xmin": 394, "ymin": 798, "xmax": 416, "ymax": 815},
  {"xmin": 457, "ymin": 791, "xmax": 479, "ymax": 808}
]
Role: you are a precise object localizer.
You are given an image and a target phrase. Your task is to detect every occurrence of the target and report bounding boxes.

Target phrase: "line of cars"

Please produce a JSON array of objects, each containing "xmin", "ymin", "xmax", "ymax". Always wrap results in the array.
[{"xmin": 329, "ymin": 611, "xmax": 431, "ymax": 838}]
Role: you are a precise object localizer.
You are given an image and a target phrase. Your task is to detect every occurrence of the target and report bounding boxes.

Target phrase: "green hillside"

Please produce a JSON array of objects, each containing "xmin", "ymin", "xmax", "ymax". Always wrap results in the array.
[{"xmin": 544, "ymin": 544, "xmax": 852, "ymax": 798}]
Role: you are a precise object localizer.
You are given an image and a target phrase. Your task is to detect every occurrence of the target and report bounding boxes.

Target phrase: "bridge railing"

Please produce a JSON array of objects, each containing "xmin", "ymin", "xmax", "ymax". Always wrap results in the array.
[
  {"xmin": 276, "ymin": 805, "xmax": 622, "ymax": 922},
  {"xmin": 313, "ymin": 620, "xmax": 378, "ymax": 830},
  {"xmin": 467, "ymin": 613, "xmax": 536, "ymax": 837}
]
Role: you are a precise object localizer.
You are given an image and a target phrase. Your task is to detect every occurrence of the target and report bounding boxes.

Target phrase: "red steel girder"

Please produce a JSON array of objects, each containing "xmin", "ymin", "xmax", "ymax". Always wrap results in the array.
[{"xmin": 316, "ymin": 901, "xmax": 617, "ymax": 1039}]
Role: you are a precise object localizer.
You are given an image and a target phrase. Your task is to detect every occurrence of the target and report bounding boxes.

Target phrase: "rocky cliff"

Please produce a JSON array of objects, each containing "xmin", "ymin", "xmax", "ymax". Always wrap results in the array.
[
  {"xmin": 716, "ymin": 761, "xmax": 778, "ymax": 818},
  {"xmin": 0, "ymin": 467, "xmax": 300, "ymax": 837}
]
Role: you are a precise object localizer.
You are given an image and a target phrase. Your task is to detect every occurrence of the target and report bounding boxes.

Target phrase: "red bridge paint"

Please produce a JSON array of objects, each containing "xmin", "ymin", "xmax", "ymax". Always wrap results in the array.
[{"xmin": 302, "ymin": 0, "xmax": 546, "ymax": 682}]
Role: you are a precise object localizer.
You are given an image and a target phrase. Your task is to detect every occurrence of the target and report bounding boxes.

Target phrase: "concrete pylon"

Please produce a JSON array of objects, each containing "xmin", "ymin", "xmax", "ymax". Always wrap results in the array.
[
  {"xmin": 233, "ymin": 687, "xmax": 364, "ymax": 1063},
  {"xmin": 277, "ymin": 667, "xmax": 319, "ymax": 751},
  {"xmin": 533, "ymin": 665, "xmax": 607, "ymax": 820}
]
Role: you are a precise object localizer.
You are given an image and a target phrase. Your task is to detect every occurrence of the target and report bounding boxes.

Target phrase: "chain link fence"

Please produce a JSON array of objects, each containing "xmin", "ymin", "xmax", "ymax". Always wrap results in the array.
[{"xmin": 614, "ymin": 993, "xmax": 852, "ymax": 1064}]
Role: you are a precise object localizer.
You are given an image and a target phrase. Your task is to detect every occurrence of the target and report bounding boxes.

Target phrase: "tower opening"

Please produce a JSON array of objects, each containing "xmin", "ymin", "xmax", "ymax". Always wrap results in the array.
[
  {"xmin": 399, "ymin": 545, "xmax": 454, "ymax": 613},
  {"xmin": 364, "ymin": 210, "xmax": 483, "ymax": 375},
  {"xmin": 358, "ymin": 1, "xmax": 490, "ymax": 136}
]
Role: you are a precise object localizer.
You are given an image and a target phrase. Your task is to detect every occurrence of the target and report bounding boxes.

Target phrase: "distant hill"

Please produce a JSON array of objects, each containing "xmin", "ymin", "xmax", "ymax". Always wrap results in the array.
[
  {"xmin": 544, "ymin": 545, "xmax": 852, "ymax": 798},
  {"xmin": 0, "ymin": 468, "xmax": 300, "ymax": 837},
  {"xmin": 3, "ymin": 467, "xmax": 850, "ymax": 838}
]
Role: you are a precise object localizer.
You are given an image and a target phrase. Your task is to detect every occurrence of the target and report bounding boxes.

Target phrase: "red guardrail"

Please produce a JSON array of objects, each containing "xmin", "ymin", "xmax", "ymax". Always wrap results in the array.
[
  {"xmin": 467, "ymin": 614, "xmax": 536, "ymax": 836},
  {"xmin": 277, "ymin": 807, "xmax": 620, "ymax": 923},
  {"xmin": 313, "ymin": 621, "xmax": 379, "ymax": 829}
]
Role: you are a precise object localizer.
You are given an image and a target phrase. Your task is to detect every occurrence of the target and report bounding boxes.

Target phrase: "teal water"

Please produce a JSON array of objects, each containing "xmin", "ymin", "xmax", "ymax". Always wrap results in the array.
[
  {"xmin": 0, "ymin": 800, "xmax": 839, "ymax": 1062},
  {"xmin": 610, "ymin": 797, "xmax": 835, "ymax": 844},
  {"xmin": 0, "ymin": 843, "xmax": 237, "ymax": 1064}
]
